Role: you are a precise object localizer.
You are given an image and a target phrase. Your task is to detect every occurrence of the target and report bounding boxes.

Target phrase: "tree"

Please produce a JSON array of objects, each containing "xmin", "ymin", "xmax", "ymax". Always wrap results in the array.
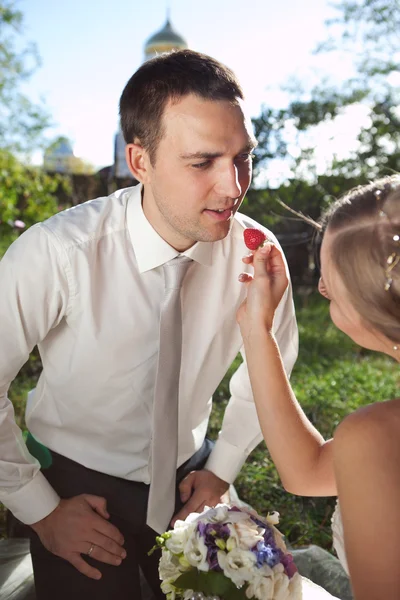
[
  {"xmin": 0, "ymin": 0, "xmax": 50, "ymax": 153},
  {"xmin": 252, "ymin": 0, "xmax": 400, "ymax": 183},
  {"xmin": 315, "ymin": 0, "xmax": 400, "ymax": 177},
  {"xmin": 316, "ymin": 0, "xmax": 400, "ymax": 81},
  {"xmin": 0, "ymin": 150, "xmax": 70, "ymax": 257}
]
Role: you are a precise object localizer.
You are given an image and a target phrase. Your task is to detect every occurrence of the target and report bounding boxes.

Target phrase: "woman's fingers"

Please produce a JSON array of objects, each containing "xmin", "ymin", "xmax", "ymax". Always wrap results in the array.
[
  {"xmin": 240, "ymin": 243, "xmax": 288, "ymax": 297},
  {"xmin": 242, "ymin": 254, "xmax": 254, "ymax": 265},
  {"xmin": 238, "ymin": 273, "xmax": 253, "ymax": 283},
  {"xmin": 253, "ymin": 243, "xmax": 287, "ymax": 280},
  {"xmin": 265, "ymin": 243, "xmax": 287, "ymax": 276}
]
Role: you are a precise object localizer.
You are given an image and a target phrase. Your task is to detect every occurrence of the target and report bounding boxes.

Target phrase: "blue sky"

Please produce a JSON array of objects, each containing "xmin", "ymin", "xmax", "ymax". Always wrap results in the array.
[{"xmin": 20, "ymin": 0, "xmax": 362, "ymax": 175}]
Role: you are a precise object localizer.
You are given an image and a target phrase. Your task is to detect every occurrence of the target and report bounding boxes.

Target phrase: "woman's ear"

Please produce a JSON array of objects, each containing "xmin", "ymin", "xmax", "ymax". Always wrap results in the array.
[{"xmin": 125, "ymin": 143, "xmax": 151, "ymax": 183}]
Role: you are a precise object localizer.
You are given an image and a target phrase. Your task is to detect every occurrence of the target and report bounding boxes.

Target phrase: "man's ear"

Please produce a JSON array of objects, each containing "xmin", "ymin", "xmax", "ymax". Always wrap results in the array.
[{"xmin": 125, "ymin": 143, "xmax": 151, "ymax": 183}]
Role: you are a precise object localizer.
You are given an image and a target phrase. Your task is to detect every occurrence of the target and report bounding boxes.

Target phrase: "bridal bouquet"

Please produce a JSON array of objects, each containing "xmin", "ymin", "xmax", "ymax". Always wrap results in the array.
[{"xmin": 151, "ymin": 504, "xmax": 302, "ymax": 600}]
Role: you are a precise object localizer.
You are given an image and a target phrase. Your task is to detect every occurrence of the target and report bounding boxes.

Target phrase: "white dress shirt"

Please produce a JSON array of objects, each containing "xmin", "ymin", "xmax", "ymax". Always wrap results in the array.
[{"xmin": 0, "ymin": 184, "xmax": 298, "ymax": 525}]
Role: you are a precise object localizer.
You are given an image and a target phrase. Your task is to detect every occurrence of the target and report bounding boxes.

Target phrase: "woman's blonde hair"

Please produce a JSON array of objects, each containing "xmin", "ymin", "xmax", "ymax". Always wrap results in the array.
[{"xmin": 322, "ymin": 175, "xmax": 400, "ymax": 344}]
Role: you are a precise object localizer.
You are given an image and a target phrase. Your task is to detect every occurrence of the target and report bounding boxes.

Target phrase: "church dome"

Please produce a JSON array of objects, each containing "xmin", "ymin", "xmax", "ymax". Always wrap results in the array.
[{"xmin": 144, "ymin": 18, "xmax": 188, "ymax": 60}]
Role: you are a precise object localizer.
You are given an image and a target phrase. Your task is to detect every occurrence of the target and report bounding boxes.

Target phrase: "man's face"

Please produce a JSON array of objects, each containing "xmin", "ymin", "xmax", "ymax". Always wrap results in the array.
[{"xmin": 140, "ymin": 94, "xmax": 256, "ymax": 251}]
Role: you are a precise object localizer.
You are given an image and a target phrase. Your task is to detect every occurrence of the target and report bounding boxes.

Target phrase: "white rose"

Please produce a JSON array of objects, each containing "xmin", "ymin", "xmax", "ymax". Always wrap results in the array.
[
  {"xmin": 235, "ymin": 519, "xmax": 265, "ymax": 550},
  {"xmin": 217, "ymin": 547, "xmax": 257, "ymax": 588},
  {"xmin": 288, "ymin": 573, "xmax": 303, "ymax": 599},
  {"xmin": 226, "ymin": 509, "xmax": 254, "ymax": 524},
  {"xmin": 159, "ymin": 549, "xmax": 182, "ymax": 581},
  {"xmin": 183, "ymin": 532, "xmax": 209, "ymax": 571},
  {"xmin": 266, "ymin": 511, "xmax": 280, "ymax": 526},
  {"xmin": 226, "ymin": 524, "xmax": 239, "ymax": 551},
  {"xmin": 245, "ymin": 575, "xmax": 273, "ymax": 599},
  {"xmin": 193, "ymin": 504, "xmax": 230, "ymax": 524},
  {"xmin": 160, "ymin": 577, "xmax": 177, "ymax": 598},
  {"xmin": 272, "ymin": 564, "xmax": 290, "ymax": 600},
  {"xmin": 166, "ymin": 522, "xmax": 196, "ymax": 555},
  {"xmin": 209, "ymin": 504, "xmax": 230, "ymax": 522}
]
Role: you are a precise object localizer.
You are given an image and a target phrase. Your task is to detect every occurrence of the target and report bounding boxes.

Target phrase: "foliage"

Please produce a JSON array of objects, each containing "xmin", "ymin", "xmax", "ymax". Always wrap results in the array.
[
  {"xmin": 251, "ymin": 108, "xmax": 288, "ymax": 180},
  {"xmin": 0, "ymin": 0, "xmax": 50, "ymax": 152},
  {"xmin": 317, "ymin": 0, "xmax": 400, "ymax": 80},
  {"xmin": 0, "ymin": 149, "xmax": 70, "ymax": 256},
  {"xmin": 241, "ymin": 173, "xmax": 361, "ymax": 248},
  {"xmin": 252, "ymin": 0, "xmax": 400, "ymax": 182},
  {"xmin": 330, "ymin": 91, "xmax": 400, "ymax": 178}
]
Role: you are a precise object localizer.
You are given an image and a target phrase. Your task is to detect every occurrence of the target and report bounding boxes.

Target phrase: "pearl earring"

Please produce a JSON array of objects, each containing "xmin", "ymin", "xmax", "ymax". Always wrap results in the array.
[{"xmin": 394, "ymin": 345, "xmax": 398, "ymax": 351}]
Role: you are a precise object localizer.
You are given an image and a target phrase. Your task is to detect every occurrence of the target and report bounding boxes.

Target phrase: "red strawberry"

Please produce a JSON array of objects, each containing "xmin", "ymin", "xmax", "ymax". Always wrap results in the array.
[{"xmin": 243, "ymin": 228, "xmax": 267, "ymax": 250}]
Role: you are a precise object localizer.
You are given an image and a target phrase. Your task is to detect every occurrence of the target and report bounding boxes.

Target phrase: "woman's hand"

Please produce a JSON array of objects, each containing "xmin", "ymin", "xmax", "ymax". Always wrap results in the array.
[{"xmin": 237, "ymin": 243, "xmax": 289, "ymax": 336}]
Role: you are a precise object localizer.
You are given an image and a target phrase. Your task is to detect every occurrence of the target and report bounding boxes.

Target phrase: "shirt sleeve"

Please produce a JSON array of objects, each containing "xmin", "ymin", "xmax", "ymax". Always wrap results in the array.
[
  {"xmin": 205, "ymin": 279, "xmax": 299, "ymax": 484},
  {"xmin": 0, "ymin": 224, "xmax": 71, "ymax": 524}
]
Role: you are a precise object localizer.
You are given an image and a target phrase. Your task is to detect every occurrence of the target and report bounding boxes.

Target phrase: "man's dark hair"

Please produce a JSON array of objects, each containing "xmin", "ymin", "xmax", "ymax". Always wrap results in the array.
[{"xmin": 119, "ymin": 49, "xmax": 244, "ymax": 164}]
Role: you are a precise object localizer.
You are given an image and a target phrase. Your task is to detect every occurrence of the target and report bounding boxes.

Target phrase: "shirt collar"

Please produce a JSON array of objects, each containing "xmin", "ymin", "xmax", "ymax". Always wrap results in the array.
[{"xmin": 126, "ymin": 184, "xmax": 214, "ymax": 273}]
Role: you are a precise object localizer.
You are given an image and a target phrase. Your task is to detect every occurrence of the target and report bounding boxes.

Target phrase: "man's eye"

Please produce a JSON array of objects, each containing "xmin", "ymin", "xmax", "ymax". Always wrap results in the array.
[{"xmin": 192, "ymin": 161, "xmax": 211, "ymax": 169}]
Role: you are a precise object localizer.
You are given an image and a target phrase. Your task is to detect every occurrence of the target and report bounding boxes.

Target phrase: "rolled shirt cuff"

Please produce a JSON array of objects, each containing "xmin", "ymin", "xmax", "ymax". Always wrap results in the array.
[
  {"xmin": 205, "ymin": 437, "xmax": 250, "ymax": 484},
  {"xmin": 1, "ymin": 471, "xmax": 60, "ymax": 525}
]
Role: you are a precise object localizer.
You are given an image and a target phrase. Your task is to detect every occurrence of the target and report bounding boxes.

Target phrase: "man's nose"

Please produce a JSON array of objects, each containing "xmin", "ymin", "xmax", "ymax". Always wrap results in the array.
[{"xmin": 214, "ymin": 164, "xmax": 242, "ymax": 199}]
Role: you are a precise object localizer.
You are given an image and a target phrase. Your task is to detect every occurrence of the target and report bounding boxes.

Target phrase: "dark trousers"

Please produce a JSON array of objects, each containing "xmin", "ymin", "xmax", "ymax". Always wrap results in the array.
[{"xmin": 30, "ymin": 439, "xmax": 214, "ymax": 600}]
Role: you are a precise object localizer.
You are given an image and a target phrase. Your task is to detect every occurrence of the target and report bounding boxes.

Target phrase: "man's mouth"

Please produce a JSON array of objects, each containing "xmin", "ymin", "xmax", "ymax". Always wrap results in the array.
[{"xmin": 204, "ymin": 207, "xmax": 235, "ymax": 221}]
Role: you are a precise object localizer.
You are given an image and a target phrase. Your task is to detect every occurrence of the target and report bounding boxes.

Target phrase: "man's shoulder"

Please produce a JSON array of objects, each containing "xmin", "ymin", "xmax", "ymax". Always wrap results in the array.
[{"xmin": 38, "ymin": 186, "xmax": 137, "ymax": 250}]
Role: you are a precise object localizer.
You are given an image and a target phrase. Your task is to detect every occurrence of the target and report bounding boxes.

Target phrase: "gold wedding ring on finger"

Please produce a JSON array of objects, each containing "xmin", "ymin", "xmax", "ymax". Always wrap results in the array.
[{"xmin": 87, "ymin": 543, "xmax": 95, "ymax": 557}]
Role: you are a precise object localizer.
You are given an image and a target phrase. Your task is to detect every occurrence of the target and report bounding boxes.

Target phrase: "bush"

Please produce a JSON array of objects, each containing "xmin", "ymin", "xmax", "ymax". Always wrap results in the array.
[{"xmin": 0, "ymin": 149, "xmax": 69, "ymax": 256}]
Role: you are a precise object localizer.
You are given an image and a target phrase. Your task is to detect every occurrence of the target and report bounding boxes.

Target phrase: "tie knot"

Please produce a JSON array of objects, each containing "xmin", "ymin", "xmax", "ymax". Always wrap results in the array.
[{"xmin": 163, "ymin": 255, "xmax": 193, "ymax": 290}]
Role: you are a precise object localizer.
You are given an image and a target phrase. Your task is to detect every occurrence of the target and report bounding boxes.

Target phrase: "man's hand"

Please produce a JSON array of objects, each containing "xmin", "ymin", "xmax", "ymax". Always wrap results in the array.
[
  {"xmin": 30, "ymin": 494, "xmax": 126, "ymax": 580},
  {"xmin": 171, "ymin": 469, "xmax": 229, "ymax": 526}
]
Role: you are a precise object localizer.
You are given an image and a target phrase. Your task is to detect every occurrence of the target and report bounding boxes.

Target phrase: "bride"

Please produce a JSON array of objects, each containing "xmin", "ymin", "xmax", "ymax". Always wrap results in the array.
[{"xmin": 237, "ymin": 175, "xmax": 400, "ymax": 600}]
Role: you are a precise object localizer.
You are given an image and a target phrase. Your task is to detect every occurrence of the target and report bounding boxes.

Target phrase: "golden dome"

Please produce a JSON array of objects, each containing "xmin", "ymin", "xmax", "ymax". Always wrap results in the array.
[{"xmin": 144, "ymin": 18, "xmax": 188, "ymax": 60}]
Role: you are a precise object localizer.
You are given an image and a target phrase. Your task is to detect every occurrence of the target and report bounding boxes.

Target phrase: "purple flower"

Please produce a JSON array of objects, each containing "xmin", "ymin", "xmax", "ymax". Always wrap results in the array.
[
  {"xmin": 262, "ymin": 526, "xmax": 276, "ymax": 547},
  {"xmin": 281, "ymin": 552, "xmax": 298, "ymax": 578},
  {"xmin": 198, "ymin": 522, "xmax": 230, "ymax": 545},
  {"xmin": 197, "ymin": 523, "xmax": 229, "ymax": 572},
  {"xmin": 254, "ymin": 541, "xmax": 282, "ymax": 569},
  {"xmin": 207, "ymin": 545, "xmax": 222, "ymax": 571}
]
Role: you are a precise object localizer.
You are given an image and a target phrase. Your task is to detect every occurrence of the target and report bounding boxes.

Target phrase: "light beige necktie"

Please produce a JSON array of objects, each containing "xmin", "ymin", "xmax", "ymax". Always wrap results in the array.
[{"xmin": 146, "ymin": 255, "xmax": 193, "ymax": 533}]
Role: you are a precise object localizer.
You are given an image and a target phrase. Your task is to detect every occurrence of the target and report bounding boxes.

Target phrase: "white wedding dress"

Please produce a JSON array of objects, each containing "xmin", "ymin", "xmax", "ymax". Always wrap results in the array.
[
  {"xmin": 331, "ymin": 501, "xmax": 348, "ymax": 575},
  {"xmin": 300, "ymin": 501, "xmax": 348, "ymax": 599},
  {"xmin": 300, "ymin": 577, "xmax": 342, "ymax": 599}
]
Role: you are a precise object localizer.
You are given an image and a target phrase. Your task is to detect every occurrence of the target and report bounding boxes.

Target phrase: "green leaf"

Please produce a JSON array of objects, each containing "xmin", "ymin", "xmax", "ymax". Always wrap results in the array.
[{"xmin": 174, "ymin": 570, "xmax": 252, "ymax": 600}]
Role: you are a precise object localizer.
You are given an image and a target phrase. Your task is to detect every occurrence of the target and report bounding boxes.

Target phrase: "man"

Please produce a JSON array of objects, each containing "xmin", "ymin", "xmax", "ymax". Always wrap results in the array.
[{"xmin": 0, "ymin": 50, "xmax": 298, "ymax": 599}]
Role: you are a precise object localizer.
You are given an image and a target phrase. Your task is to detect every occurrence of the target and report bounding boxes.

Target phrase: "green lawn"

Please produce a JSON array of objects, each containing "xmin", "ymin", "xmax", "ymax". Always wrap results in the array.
[{"xmin": 1, "ymin": 293, "xmax": 398, "ymax": 551}]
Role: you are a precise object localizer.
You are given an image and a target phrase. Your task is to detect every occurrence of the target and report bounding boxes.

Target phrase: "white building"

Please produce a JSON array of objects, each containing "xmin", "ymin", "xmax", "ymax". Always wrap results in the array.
[{"xmin": 43, "ymin": 137, "xmax": 75, "ymax": 174}]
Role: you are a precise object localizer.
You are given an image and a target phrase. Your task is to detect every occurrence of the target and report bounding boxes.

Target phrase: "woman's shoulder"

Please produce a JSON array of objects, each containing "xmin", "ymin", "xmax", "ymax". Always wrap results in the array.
[
  {"xmin": 335, "ymin": 398, "xmax": 400, "ymax": 444},
  {"xmin": 333, "ymin": 398, "xmax": 400, "ymax": 477}
]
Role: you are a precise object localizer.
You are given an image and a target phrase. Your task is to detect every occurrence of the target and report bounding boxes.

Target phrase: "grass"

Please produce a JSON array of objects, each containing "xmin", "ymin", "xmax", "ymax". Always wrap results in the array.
[{"xmin": 1, "ymin": 293, "xmax": 399, "ymax": 551}]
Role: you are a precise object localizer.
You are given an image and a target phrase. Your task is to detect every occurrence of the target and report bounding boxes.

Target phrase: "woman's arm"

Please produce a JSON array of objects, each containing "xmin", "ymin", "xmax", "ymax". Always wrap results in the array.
[
  {"xmin": 243, "ymin": 327, "xmax": 336, "ymax": 496},
  {"xmin": 238, "ymin": 244, "xmax": 336, "ymax": 496},
  {"xmin": 333, "ymin": 400, "xmax": 400, "ymax": 600}
]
